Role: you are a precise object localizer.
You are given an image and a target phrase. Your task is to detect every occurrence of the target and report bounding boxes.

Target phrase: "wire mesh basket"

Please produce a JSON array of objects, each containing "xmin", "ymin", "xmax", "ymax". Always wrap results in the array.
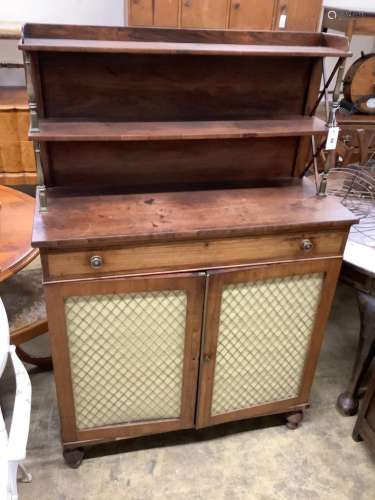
[{"xmin": 326, "ymin": 164, "xmax": 375, "ymax": 247}]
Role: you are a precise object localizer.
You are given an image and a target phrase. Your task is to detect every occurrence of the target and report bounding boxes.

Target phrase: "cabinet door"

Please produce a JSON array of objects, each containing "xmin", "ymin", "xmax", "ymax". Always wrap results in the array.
[
  {"xmin": 45, "ymin": 272, "xmax": 205, "ymax": 444},
  {"xmin": 229, "ymin": 0, "xmax": 275, "ymax": 30},
  {"xmin": 181, "ymin": 0, "xmax": 229, "ymax": 29},
  {"xmin": 196, "ymin": 259, "xmax": 341, "ymax": 428}
]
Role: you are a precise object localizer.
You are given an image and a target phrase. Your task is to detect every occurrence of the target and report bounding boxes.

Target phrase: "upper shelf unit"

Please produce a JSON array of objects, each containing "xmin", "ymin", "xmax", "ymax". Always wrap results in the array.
[
  {"xmin": 19, "ymin": 24, "xmax": 351, "ymax": 191},
  {"xmin": 30, "ymin": 117, "xmax": 328, "ymax": 142},
  {"xmin": 20, "ymin": 24, "xmax": 350, "ymax": 58}
]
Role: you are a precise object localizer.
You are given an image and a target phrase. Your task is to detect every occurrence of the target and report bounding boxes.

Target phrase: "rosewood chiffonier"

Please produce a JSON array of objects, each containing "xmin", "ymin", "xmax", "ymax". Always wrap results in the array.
[{"xmin": 19, "ymin": 24, "xmax": 358, "ymax": 467}]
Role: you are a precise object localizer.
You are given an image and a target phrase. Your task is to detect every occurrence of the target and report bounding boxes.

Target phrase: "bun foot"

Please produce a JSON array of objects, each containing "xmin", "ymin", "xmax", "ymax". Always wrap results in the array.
[
  {"xmin": 63, "ymin": 447, "xmax": 85, "ymax": 469},
  {"xmin": 336, "ymin": 391, "xmax": 359, "ymax": 416},
  {"xmin": 286, "ymin": 411, "xmax": 304, "ymax": 430}
]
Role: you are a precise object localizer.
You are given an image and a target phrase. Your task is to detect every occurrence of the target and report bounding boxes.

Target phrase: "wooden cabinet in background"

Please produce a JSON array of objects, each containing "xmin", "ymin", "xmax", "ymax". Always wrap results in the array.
[
  {"xmin": 283, "ymin": 0, "xmax": 323, "ymax": 32},
  {"xmin": 181, "ymin": 0, "xmax": 229, "ymax": 29},
  {"xmin": 0, "ymin": 87, "xmax": 36, "ymax": 185},
  {"xmin": 229, "ymin": 1, "xmax": 275, "ymax": 30},
  {"xmin": 154, "ymin": 0, "xmax": 180, "ymax": 27},
  {"xmin": 128, "ymin": 0, "xmax": 153, "ymax": 26},
  {"xmin": 127, "ymin": 0, "xmax": 323, "ymax": 31}
]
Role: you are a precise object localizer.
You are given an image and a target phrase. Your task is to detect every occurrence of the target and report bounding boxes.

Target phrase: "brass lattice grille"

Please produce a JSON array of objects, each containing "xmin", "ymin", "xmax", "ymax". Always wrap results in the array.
[
  {"xmin": 211, "ymin": 273, "xmax": 324, "ymax": 415},
  {"xmin": 65, "ymin": 290, "xmax": 187, "ymax": 429}
]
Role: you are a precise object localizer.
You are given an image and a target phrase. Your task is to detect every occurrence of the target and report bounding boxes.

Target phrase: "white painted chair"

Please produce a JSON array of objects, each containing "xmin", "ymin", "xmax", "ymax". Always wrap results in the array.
[{"xmin": 0, "ymin": 298, "xmax": 32, "ymax": 500}]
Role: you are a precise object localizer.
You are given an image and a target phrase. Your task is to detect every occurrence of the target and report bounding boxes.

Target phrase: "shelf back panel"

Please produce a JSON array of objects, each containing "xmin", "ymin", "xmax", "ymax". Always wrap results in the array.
[
  {"xmin": 38, "ymin": 52, "xmax": 313, "ymax": 122},
  {"xmin": 46, "ymin": 137, "xmax": 299, "ymax": 190}
]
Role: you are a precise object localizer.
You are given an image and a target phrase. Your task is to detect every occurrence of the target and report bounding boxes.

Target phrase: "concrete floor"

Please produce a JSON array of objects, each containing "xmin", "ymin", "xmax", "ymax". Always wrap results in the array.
[{"xmin": 2, "ymin": 283, "xmax": 375, "ymax": 500}]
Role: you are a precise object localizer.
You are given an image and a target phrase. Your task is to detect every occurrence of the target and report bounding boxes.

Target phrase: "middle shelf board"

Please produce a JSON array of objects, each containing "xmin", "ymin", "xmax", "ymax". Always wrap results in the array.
[{"xmin": 30, "ymin": 116, "xmax": 328, "ymax": 142}]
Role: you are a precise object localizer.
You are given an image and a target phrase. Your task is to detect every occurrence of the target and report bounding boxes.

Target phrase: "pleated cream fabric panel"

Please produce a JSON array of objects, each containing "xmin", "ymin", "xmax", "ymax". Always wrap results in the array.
[
  {"xmin": 65, "ymin": 290, "xmax": 187, "ymax": 429},
  {"xmin": 211, "ymin": 273, "xmax": 324, "ymax": 415}
]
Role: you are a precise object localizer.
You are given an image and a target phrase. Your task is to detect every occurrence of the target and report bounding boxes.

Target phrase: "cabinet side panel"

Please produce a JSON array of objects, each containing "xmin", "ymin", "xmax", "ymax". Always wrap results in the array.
[{"xmin": 47, "ymin": 137, "xmax": 297, "ymax": 189}]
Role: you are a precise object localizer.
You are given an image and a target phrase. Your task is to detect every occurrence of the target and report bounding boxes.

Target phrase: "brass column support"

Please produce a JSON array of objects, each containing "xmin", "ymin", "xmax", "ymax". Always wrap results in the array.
[
  {"xmin": 328, "ymin": 58, "xmax": 346, "ymax": 128},
  {"xmin": 34, "ymin": 142, "xmax": 48, "ymax": 213},
  {"xmin": 24, "ymin": 50, "xmax": 47, "ymax": 212},
  {"xmin": 24, "ymin": 52, "xmax": 39, "ymax": 132}
]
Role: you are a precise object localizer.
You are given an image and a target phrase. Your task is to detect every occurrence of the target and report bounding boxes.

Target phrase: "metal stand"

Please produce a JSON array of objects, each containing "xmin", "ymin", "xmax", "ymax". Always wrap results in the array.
[
  {"xmin": 301, "ymin": 58, "xmax": 347, "ymax": 182},
  {"xmin": 317, "ymin": 59, "xmax": 346, "ymax": 197}
]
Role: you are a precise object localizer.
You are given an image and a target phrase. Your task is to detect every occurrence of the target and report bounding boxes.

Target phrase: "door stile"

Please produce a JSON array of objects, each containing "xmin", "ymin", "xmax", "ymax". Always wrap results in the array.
[
  {"xmin": 44, "ymin": 283, "xmax": 79, "ymax": 444},
  {"xmin": 195, "ymin": 271, "xmax": 222, "ymax": 428},
  {"xmin": 298, "ymin": 258, "xmax": 342, "ymax": 401},
  {"xmin": 179, "ymin": 273, "xmax": 206, "ymax": 427}
]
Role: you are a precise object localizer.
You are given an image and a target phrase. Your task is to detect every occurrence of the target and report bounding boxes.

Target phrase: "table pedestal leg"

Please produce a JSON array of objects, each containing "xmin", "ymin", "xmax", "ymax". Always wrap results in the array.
[
  {"xmin": 337, "ymin": 291, "xmax": 375, "ymax": 416},
  {"xmin": 10, "ymin": 320, "xmax": 52, "ymax": 371}
]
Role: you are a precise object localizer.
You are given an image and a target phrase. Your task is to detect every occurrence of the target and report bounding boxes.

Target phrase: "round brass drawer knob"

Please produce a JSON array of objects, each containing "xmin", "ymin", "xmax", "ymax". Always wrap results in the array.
[
  {"xmin": 90, "ymin": 255, "xmax": 103, "ymax": 269},
  {"xmin": 301, "ymin": 239, "xmax": 313, "ymax": 252}
]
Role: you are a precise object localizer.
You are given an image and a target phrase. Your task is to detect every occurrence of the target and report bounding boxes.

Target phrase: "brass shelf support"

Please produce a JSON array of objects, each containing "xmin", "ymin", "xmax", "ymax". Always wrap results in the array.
[{"xmin": 24, "ymin": 49, "xmax": 47, "ymax": 212}]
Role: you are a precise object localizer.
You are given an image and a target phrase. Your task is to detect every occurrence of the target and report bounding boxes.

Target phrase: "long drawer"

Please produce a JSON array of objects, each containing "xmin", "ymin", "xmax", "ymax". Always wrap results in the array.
[{"xmin": 45, "ymin": 230, "xmax": 347, "ymax": 280}]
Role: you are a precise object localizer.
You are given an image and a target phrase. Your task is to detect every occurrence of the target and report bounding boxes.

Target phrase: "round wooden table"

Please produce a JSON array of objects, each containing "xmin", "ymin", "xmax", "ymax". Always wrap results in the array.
[
  {"xmin": 0, "ymin": 185, "xmax": 38, "ymax": 282},
  {"xmin": 0, "ymin": 185, "xmax": 50, "ymax": 369}
]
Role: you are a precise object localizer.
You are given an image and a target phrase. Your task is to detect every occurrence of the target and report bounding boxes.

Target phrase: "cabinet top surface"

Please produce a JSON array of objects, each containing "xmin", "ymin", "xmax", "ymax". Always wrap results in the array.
[
  {"xmin": 33, "ymin": 179, "xmax": 358, "ymax": 250},
  {"xmin": 20, "ymin": 24, "xmax": 350, "ymax": 58}
]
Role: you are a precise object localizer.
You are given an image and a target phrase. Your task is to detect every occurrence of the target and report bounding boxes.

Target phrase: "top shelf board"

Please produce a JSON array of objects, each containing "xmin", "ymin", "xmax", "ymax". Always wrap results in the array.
[
  {"xmin": 20, "ymin": 38, "xmax": 350, "ymax": 57},
  {"xmin": 20, "ymin": 24, "xmax": 351, "ymax": 58}
]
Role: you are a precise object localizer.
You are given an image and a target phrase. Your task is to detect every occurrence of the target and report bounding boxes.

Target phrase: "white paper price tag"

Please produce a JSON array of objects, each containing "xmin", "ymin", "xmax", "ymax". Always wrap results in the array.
[
  {"xmin": 279, "ymin": 14, "xmax": 287, "ymax": 29},
  {"xmin": 325, "ymin": 127, "xmax": 340, "ymax": 151}
]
